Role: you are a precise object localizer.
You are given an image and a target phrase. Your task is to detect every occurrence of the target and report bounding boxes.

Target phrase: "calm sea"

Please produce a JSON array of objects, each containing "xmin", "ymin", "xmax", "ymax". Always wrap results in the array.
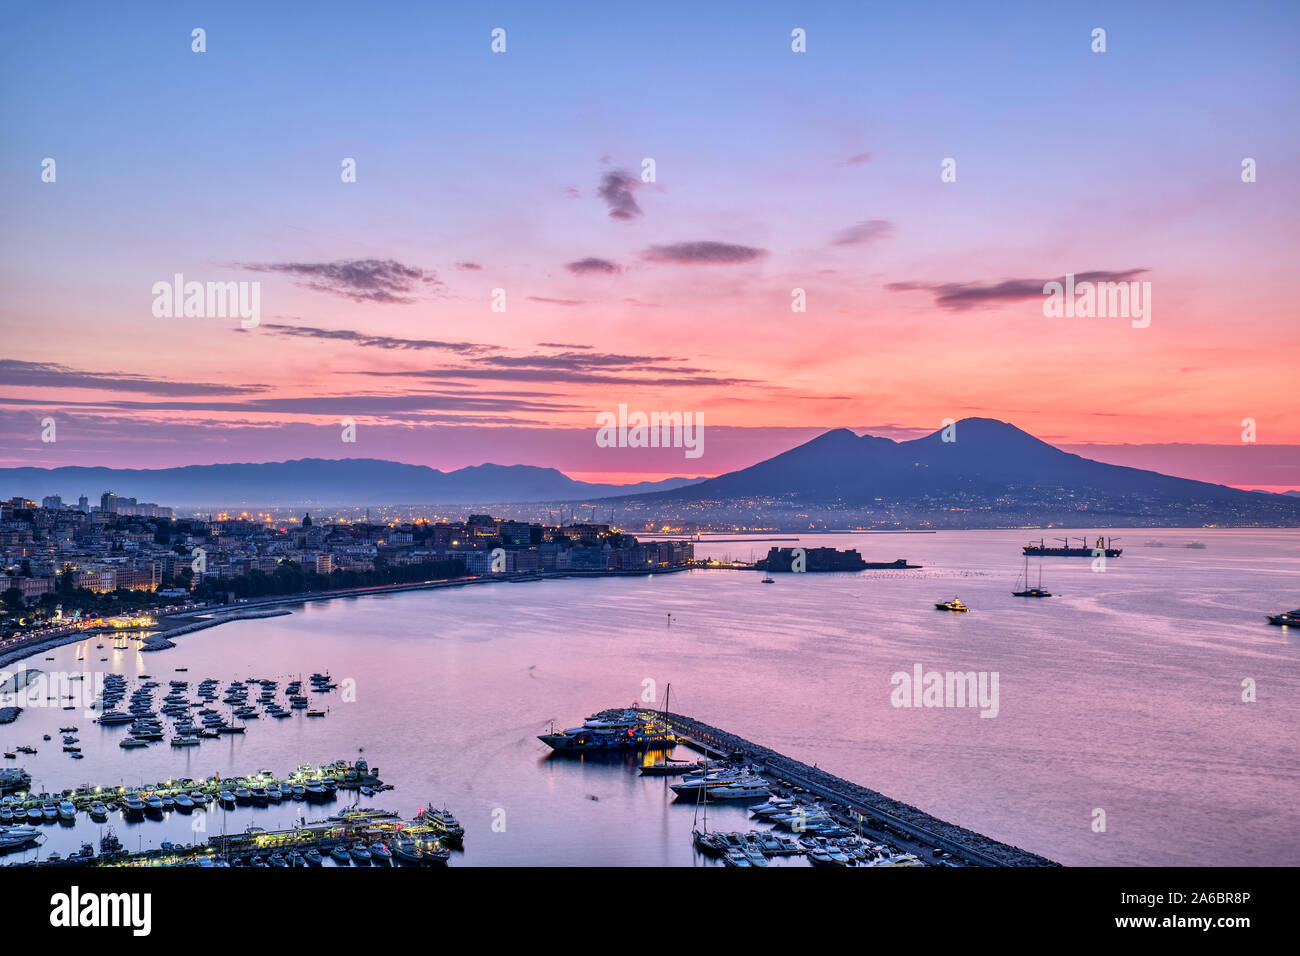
[{"xmin": 4, "ymin": 528, "xmax": 1298, "ymax": 866}]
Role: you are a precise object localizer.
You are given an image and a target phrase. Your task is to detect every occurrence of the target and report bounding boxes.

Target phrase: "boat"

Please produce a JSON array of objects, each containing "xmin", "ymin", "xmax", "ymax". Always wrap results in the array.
[
  {"xmin": 304, "ymin": 849, "xmax": 323, "ymax": 866},
  {"xmin": 935, "ymin": 598, "xmax": 969, "ymax": 612},
  {"xmin": 122, "ymin": 794, "xmax": 145, "ymax": 817},
  {"xmin": 88, "ymin": 802, "xmax": 109, "ymax": 821},
  {"xmin": 119, "ymin": 738, "xmax": 149, "ymax": 749},
  {"xmin": 1267, "ymin": 609, "xmax": 1300, "ymax": 627},
  {"xmin": 538, "ymin": 707, "xmax": 676, "ymax": 752},
  {"xmin": 391, "ymin": 836, "xmax": 423, "ymax": 865},
  {"xmin": 369, "ymin": 842, "xmax": 392, "ymax": 865},
  {"xmin": 58, "ymin": 800, "xmax": 76, "ymax": 822},
  {"xmin": 760, "ymin": 575, "xmax": 775, "ymax": 584},
  {"xmin": 0, "ymin": 825, "xmax": 44, "ymax": 851},
  {"xmin": 145, "ymin": 795, "xmax": 164, "ymax": 815},
  {"xmin": 174, "ymin": 793, "xmax": 195, "ymax": 811},
  {"xmin": 418, "ymin": 805, "xmax": 465, "ymax": 847},
  {"xmin": 219, "ymin": 790, "xmax": 236, "ymax": 806},
  {"xmin": 95, "ymin": 712, "xmax": 135, "ymax": 725},
  {"xmin": 42, "ymin": 803, "xmax": 58, "ymax": 823},
  {"xmin": 1012, "ymin": 554, "xmax": 1052, "ymax": 598},
  {"xmin": 640, "ymin": 759, "xmax": 703, "ymax": 777},
  {"xmin": 330, "ymin": 846, "xmax": 351, "ymax": 865},
  {"xmin": 671, "ymin": 771, "xmax": 770, "ymax": 802},
  {"xmin": 1023, "ymin": 536, "xmax": 1122, "ymax": 558},
  {"xmin": 348, "ymin": 844, "xmax": 372, "ymax": 865}
]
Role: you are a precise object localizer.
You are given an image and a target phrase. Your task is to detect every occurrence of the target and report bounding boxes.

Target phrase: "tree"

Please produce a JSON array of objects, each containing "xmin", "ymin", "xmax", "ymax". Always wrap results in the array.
[{"xmin": 2, "ymin": 587, "xmax": 24, "ymax": 612}]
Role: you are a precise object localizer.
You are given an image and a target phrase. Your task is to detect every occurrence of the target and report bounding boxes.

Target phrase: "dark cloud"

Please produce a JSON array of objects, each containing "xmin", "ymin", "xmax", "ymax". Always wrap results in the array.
[
  {"xmin": 254, "ymin": 324, "xmax": 494, "ymax": 354},
  {"xmin": 887, "ymin": 269, "xmax": 1149, "ymax": 310},
  {"xmin": 642, "ymin": 241, "xmax": 767, "ymax": 265},
  {"xmin": 843, "ymin": 152, "xmax": 873, "ymax": 166},
  {"xmin": 527, "ymin": 296, "xmax": 586, "ymax": 306},
  {"xmin": 358, "ymin": 348, "xmax": 758, "ymax": 388},
  {"xmin": 598, "ymin": 170, "xmax": 642, "ymax": 220},
  {"xmin": 831, "ymin": 219, "xmax": 893, "ymax": 246},
  {"xmin": 0, "ymin": 360, "xmax": 266, "ymax": 396},
  {"xmin": 455, "ymin": 262, "xmax": 483, "ymax": 271},
  {"xmin": 241, "ymin": 259, "xmax": 442, "ymax": 303},
  {"xmin": 565, "ymin": 257, "xmax": 621, "ymax": 275},
  {"xmin": 0, "ymin": 393, "xmax": 573, "ymax": 418},
  {"xmin": 536, "ymin": 343, "xmax": 593, "ymax": 350}
]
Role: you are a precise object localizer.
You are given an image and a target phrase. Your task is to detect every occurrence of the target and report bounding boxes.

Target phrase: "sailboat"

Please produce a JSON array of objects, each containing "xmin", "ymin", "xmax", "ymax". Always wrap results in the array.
[
  {"xmin": 641, "ymin": 684, "xmax": 694, "ymax": 776},
  {"xmin": 1012, "ymin": 554, "xmax": 1052, "ymax": 598}
]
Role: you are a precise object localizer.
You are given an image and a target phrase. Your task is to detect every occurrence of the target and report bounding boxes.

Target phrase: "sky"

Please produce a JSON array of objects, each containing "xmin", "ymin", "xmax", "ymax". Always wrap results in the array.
[{"xmin": 1, "ymin": 1, "xmax": 1298, "ymax": 488}]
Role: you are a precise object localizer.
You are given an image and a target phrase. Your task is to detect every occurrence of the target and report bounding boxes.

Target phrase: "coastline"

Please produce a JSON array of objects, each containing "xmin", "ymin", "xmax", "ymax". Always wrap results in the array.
[{"xmin": 0, "ymin": 566, "xmax": 693, "ymax": 671}]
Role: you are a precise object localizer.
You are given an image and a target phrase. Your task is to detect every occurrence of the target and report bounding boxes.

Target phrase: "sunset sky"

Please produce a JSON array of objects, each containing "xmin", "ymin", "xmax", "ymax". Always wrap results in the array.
[{"xmin": 2, "ymin": 1, "xmax": 1297, "ymax": 489}]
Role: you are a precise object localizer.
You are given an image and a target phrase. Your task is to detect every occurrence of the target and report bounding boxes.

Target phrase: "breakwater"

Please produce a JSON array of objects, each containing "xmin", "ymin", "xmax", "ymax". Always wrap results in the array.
[{"xmin": 660, "ymin": 710, "xmax": 1059, "ymax": 867}]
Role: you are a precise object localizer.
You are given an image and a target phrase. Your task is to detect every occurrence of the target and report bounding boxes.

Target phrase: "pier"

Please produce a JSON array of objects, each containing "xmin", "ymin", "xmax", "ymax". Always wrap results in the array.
[
  {"xmin": 658, "ymin": 710, "xmax": 1059, "ymax": 867},
  {"xmin": 0, "ymin": 760, "xmax": 385, "ymax": 819}
]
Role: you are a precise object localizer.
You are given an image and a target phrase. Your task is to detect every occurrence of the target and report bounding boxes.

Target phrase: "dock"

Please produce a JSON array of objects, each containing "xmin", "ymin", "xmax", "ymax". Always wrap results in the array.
[
  {"xmin": 0, "ymin": 760, "xmax": 385, "ymax": 819},
  {"xmin": 657, "ymin": 710, "xmax": 1059, "ymax": 867}
]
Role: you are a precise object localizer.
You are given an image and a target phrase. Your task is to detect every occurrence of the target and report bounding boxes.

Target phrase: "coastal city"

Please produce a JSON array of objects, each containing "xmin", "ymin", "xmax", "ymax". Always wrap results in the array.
[{"xmin": 0, "ymin": 491, "xmax": 694, "ymax": 640}]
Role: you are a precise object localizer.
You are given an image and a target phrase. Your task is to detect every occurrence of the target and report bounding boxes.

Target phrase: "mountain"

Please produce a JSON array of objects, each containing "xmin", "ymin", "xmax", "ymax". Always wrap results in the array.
[
  {"xmin": 612, "ymin": 418, "xmax": 1300, "ymax": 526},
  {"xmin": 0, "ymin": 459, "xmax": 703, "ymax": 508}
]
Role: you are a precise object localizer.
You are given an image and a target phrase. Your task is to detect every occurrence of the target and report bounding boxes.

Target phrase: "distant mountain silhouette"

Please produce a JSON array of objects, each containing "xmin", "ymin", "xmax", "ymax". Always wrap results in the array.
[
  {"xmin": 617, "ymin": 418, "xmax": 1300, "ymax": 523},
  {"xmin": 0, "ymin": 459, "xmax": 703, "ymax": 508}
]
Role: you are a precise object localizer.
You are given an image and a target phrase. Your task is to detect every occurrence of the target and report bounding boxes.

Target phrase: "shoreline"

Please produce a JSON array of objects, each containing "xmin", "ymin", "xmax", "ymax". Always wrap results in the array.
[{"xmin": 0, "ymin": 566, "xmax": 694, "ymax": 671}]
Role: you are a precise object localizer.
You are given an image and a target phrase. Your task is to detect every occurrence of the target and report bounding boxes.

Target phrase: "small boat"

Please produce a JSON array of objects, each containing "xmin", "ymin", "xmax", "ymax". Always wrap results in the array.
[
  {"xmin": 58, "ymin": 800, "xmax": 77, "ymax": 822},
  {"xmin": 935, "ymin": 598, "xmax": 969, "ymax": 613},
  {"xmin": 1, "ymin": 753, "xmax": 13, "ymax": 761},
  {"xmin": 1267, "ymin": 609, "xmax": 1300, "ymax": 627},
  {"xmin": 330, "ymin": 846, "xmax": 352, "ymax": 865},
  {"xmin": 145, "ymin": 795, "xmax": 164, "ymax": 815},
  {"xmin": 219, "ymin": 790, "xmax": 236, "ymax": 806},
  {"xmin": 369, "ymin": 842, "xmax": 392, "ymax": 865},
  {"xmin": 391, "ymin": 837, "xmax": 422, "ymax": 865},
  {"xmin": 760, "ymin": 575, "xmax": 774, "ymax": 584},
  {"xmin": 88, "ymin": 802, "xmax": 109, "ymax": 821},
  {"xmin": 174, "ymin": 793, "xmax": 195, "ymax": 811},
  {"xmin": 119, "ymin": 738, "xmax": 149, "ymax": 749},
  {"xmin": 42, "ymin": 804, "xmax": 59, "ymax": 823},
  {"xmin": 122, "ymin": 794, "xmax": 145, "ymax": 817},
  {"xmin": 304, "ymin": 849, "xmax": 323, "ymax": 866},
  {"xmin": 349, "ymin": 844, "xmax": 372, "ymax": 865}
]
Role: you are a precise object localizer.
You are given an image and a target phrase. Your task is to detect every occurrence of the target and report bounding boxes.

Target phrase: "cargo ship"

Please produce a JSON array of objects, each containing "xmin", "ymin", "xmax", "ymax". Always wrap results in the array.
[
  {"xmin": 1023, "ymin": 536, "xmax": 1122, "ymax": 558},
  {"xmin": 756, "ymin": 547, "xmax": 921, "ymax": 572},
  {"xmin": 538, "ymin": 707, "xmax": 676, "ymax": 752}
]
